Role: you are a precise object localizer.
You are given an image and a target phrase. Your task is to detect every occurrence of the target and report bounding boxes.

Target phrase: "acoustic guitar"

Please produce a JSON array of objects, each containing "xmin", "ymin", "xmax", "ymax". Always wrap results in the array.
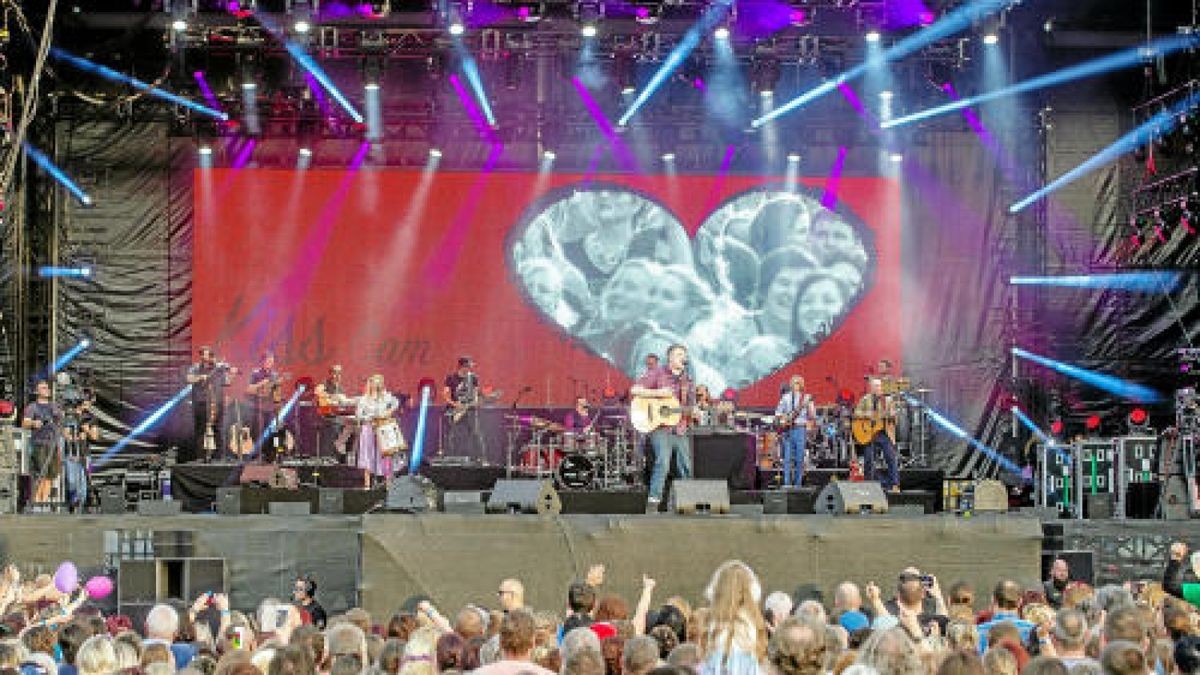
[
  {"xmin": 630, "ymin": 395, "xmax": 692, "ymax": 434},
  {"xmin": 851, "ymin": 410, "xmax": 897, "ymax": 445}
]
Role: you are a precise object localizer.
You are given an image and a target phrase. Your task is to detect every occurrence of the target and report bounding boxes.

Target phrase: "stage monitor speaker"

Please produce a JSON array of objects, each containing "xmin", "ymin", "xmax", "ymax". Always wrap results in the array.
[
  {"xmin": 670, "ymin": 480, "xmax": 730, "ymax": 515},
  {"xmin": 216, "ymin": 487, "xmax": 242, "ymax": 516},
  {"xmin": 136, "ymin": 500, "xmax": 183, "ymax": 517},
  {"xmin": 763, "ymin": 488, "xmax": 817, "ymax": 515},
  {"xmin": 972, "ymin": 480, "xmax": 1008, "ymax": 512},
  {"xmin": 268, "ymin": 501, "xmax": 312, "ymax": 516},
  {"xmin": 442, "ymin": 491, "xmax": 485, "ymax": 514},
  {"xmin": 486, "ymin": 479, "xmax": 561, "ymax": 515},
  {"xmin": 815, "ymin": 481, "xmax": 889, "ymax": 515},
  {"xmin": 386, "ymin": 475, "xmax": 438, "ymax": 513}
]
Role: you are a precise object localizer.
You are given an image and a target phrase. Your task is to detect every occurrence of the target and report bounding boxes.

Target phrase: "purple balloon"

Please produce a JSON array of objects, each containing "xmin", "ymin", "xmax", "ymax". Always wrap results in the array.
[
  {"xmin": 53, "ymin": 562, "xmax": 79, "ymax": 594},
  {"xmin": 84, "ymin": 575, "xmax": 114, "ymax": 599}
]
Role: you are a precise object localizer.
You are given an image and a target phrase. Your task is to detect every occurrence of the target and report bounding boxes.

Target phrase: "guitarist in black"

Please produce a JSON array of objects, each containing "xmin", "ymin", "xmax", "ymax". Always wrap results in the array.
[
  {"xmin": 774, "ymin": 375, "xmax": 817, "ymax": 488},
  {"xmin": 854, "ymin": 378, "xmax": 899, "ymax": 492},
  {"xmin": 630, "ymin": 344, "xmax": 695, "ymax": 508},
  {"xmin": 442, "ymin": 356, "xmax": 489, "ymax": 463}
]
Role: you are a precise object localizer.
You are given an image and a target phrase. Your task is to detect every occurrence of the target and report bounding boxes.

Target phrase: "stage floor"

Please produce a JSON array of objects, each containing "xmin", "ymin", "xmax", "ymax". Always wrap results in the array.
[{"xmin": 0, "ymin": 512, "xmax": 1041, "ymax": 620}]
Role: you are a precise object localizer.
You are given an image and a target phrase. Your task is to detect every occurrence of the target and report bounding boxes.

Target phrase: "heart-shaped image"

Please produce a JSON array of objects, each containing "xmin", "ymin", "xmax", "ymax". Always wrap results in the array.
[{"xmin": 508, "ymin": 184, "xmax": 875, "ymax": 392}]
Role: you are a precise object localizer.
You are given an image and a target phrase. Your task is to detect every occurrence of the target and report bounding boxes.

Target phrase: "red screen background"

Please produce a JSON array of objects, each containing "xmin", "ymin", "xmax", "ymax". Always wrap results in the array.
[{"xmin": 193, "ymin": 170, "xmax": 900, "ymax": 406}]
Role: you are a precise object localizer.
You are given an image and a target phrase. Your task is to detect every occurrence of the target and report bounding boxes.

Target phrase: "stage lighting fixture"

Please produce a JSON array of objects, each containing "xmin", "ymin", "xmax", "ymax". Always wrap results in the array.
[
  {"xmin": 983, "ymin": 32, "xmax": 999, "ymax": 45},
  {"xmin": 429, "ymin": 148, "xmax": 443, "ymax": 158},
  {"xmin": 661, "ymin": 152, "xmax": 675, "ymax": 161},
  {"xmin": 880, "ymin": 89, "xmax": 894, "ymax": 100},
  {"xmin": 543, "ymin": 150, "xmax": 556, "ymax": 160},
  {"xmin": 1085, "ymin": 414, "xmax": 1101, "ymax": 432},
  {"xmin": 299, "ymin": 147, "xmax": 312, "ymax": 157},
  {"xmin": 889, "ymin": 152, "xmax": 904, "ymax": 162},
  {"xmin": 365, "ymin": 0, "xmax": 391, "ymax": 17},
  {"xmin": 787, "ymin": 153, "xmax": 800, "ymax": 162},
  {"xmin": 714, "ymin": 26, "xmax": 730, "ymax": 40},
  {"xmin": 172, "ymin": 19, "xmax": 188, "ymax": 31},
  {"xmin": 581, "ymin": 24, "xmax": 597, "ymax": 37},
  {"xmin": 789, "ymin": 8, "xmax": 810, "ymax": 27},
  {"xmin": 294, "ymin": 19, "xmax": 311, "ymax": 33},
  {"xmin": 449, "ymin": 21, "xmax": 465, "ymax": 35},
  {"xmin": 634, "ymin": 5, "xmax": 660, "ymax": 25},
  {"xmin": 1050, "ymin": 419, "xmax": 1064, "ymax": 436},
  {"xmin": 1128, "ymin": 407, "xmax": 1149, "ymax": 430},
  {"xmin": 981, "ymin": 15, "xmax": 1000, "ymax": 45},
  {"xmin": 865, "ymin": 30, "xmax": 882, "ymax": 43},
  {"xmin": 198, "ymin": 145, "xmax": 213, "ymax": 155},
  {"xmin": 516, "ymin": 3, "xmax": 544, "ymax": 23}
]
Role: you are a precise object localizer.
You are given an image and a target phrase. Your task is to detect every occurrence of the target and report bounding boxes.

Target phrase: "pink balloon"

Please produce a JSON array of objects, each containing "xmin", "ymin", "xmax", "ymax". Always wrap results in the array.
[
  {"xmin": 84, "ymin": 575, "xmax": 114, "ymax": 599},
  {"xmin": 53, "ymin": 562, "xmax": 79, "ymax": 594}
]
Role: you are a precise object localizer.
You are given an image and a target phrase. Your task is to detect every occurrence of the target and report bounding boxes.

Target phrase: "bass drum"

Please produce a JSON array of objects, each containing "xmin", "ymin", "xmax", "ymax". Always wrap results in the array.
[
  {"xmin": 519, "ymin": 444, "xmax": 564, "ymax": 473},
  {"xmin": 556, "ymin": 454, "xmax": 595, "ymax": 490}
]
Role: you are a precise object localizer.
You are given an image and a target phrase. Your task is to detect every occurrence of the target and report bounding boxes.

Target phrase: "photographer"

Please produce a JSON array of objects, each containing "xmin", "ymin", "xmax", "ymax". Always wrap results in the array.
[{"xmin": 57, "ymin": 371, "xmax": 97, "ymax": 512}]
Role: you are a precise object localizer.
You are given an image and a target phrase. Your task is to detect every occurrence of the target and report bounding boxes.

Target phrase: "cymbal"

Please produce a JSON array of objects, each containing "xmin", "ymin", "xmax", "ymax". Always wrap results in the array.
[{"xmin": 914, "ymin": 388, "xmax": 933, "ymax": 393}]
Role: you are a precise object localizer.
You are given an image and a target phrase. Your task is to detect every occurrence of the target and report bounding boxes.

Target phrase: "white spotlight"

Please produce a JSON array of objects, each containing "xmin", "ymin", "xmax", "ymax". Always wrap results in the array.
[
  {"xmin": 429, "ymin": 148, "xmax": 443, "ymax": 158},
  {"xmin": 714, "ymin": 26, "xmax": 730, "ymax": 40},
  {"xmin": 241, "ymin": 81, "xmax": 256, "ymax": 90},
  {"xmin": 661, "ymin": 152, "xmax": 675, "ymax": 162},
  {"xmin": 865, "ymin": 30, "xmax": 881, "ymax": 43},
  {"xmin": 299, "ymin": 147, "xmax": 313, "ymax": 157},
  {"xmin": 198, "ymin": 146, "xmax": 213, "ymax": 156},
  {"xmin": 364, "ymin": 82, "xmax": 380, "ymax": 91},
  {"xmin": 787, "ymin": 153, "xmax": 800, "ymax": 163},
  {"xmin": 448, "ymin": 21, "xmax": 465, "ymax": 35},
  {"xmin": 294, "ymin": 20, "xmax": 311, "ymax": 34},
  {"xmin": 889, "ymin": 152, "xmax": 904, "ymax": 163},
  {"xmin": 543, "ymin": 150, "xmax": 556, "ymax": 160},
  {"xmin": 172, "ymin": 19, "xmax": 188, "ymax": 31},
  {"xmin": 983, "ymin": 33, "xmax": 999, "ymax": 45},
  {"xmin": 581, "ymin": 24, "xmax": 597, "ymax": 37},
  {"xmin": 880, "ymin": 90, "xmax": 894, "ymax": 101}
]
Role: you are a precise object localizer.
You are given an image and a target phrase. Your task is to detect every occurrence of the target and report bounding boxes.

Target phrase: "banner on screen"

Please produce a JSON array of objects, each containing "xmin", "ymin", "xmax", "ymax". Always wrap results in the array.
[{"xmin": 193, "ymin": 170, "xmax": 900, "ymax": 406}]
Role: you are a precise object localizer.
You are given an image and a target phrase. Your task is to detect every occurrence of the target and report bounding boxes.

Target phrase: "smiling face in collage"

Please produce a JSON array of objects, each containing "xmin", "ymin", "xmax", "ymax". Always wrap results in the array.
[{"xmin": 510, "ymin": 186, "xmax": 874, "ymax": 392}]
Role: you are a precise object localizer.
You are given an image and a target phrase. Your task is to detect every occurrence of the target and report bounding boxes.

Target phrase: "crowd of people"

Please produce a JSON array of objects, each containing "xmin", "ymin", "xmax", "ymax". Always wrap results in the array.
[
  {"xmin": 2, "ymin": 543, "xmax": 1200, "ymax": 675},
  {"xmin": 510, "ymin": 187, "xmax": 873, "ymax": 392}
]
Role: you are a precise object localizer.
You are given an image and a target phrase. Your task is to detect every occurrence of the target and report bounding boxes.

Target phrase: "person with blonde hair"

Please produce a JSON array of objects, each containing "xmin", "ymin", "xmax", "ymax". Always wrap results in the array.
[
  {"xmin": 355, "ymin": 374, "xmax": 402, "ymax": 483},
  {"xmin": 700, "ymin": 560, "xmax": 769, "ymax": 674},
  {"xmin": 76, "ymin": 635, "xmax": 119, "ymax": 675},
  {"xmin": 399, "ymin": 627, "xmax": 439, "ymax": 675}
]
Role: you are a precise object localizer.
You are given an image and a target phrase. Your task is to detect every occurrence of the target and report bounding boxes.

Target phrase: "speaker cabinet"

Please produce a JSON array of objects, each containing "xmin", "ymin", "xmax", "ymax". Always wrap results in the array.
[
  {"xmin": 0, "ymin": 472, "xmax": 18, "ymax": 515},
  {"xmin": 268, "ymin": 501, "xmax": 312, "ymax": 516},
  {"xmin": 216, "ymin": 487, "xmax": 242, "ymax": 516},
  {"xmin": 763, "ymin": 489, "xmax": 817, "ymax": 514},
  {"xmin": 486, "ymin": 479, "xmax": 561, "ymax": 515},
  {"xmin": 385, "ymin": 475, "xmax": 439, "ymax": 512},
  {"xmin": 118, "ymin": 558, "xmax": 227, "ymax": 610},
  {"xmin": 441, "ymin": 491, "xmax": 486, "ymax": 514},
  {"xmin": 1161, "ymin": 476, "xmax": 1193, "ymax": 521},
  {"xmin": 815, "ymin": 481, "xmax": 889, "ymax": 515},
  {"xmin": 240, "ymin": 465, "xmax": 299, "ymax": 489},
  {"xmin": 99, "ymin": 485, "xmax": 127, "ymax": 514},
  {"xmin": 136, "ymin": 500, "xmax": 183, "ymax": 517},
  {"xmin": 318, "ymin": 488, "xmax": 345, "ymax": 515},
  {"xmin": 669, "ymin": 480, "xmax": 730, "ymax": 515}
]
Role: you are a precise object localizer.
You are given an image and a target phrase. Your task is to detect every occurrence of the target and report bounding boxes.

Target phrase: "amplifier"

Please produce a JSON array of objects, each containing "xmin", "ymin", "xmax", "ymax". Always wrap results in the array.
[
  {"xmin": 0, "ymin": 428, "xmax": 29, "ymax": 472},
  {"xmin": 0, "ymin": 471, "xmax": 18, "ymax": 514}
]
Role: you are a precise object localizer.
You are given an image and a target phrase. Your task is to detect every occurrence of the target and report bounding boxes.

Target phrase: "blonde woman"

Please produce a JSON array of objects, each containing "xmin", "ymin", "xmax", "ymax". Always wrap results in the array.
[
  {"xmin": 700, "ymin": 560, "xmax": 769, "ymax": 675},
  {"xmin": 356, "ymin": 374, "xmax": 401, "ymax": 481},
  {"xmin": 76, "ymin": 635, "xmax": 118, "ymax": 675}
]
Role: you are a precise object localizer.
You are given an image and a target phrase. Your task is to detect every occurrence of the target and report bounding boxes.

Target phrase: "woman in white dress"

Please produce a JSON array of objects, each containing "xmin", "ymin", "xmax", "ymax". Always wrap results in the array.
[{"xmin": 355, "ymin": 374, "xmax": 401, "ymax": 482}]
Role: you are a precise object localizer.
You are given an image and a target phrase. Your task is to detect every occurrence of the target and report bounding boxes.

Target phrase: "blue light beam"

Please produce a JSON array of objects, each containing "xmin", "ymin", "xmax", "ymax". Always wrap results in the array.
[
  {"xmin": 50, "ymin": 48, "xmax": 228, "ymax": 121},
  {"xmin": 23, "ymin": 144, "xmax": 92, "ymax": 206},
  {"xmin": 1010, "ymin": 90, "xmax": 1200, "ymax": 213},
  {"xmin": 38, "ymin": 266, "xmax": 93, "ymax": 279},
  {"xmin": 409, "ymin": 384, "xmax": 433, "ymax": 474},
  {"xmin": 904, "ymin": 394, "xmax": 1026, "ymax": 478},
  {"xmin": 884, "ymin": 34, "xmax": 1198, "ymax": 129},
  {"xmin": 1012, "ymin": 406, "xmax": 1072, "ymax": 465},
  {"xmin": 51, "ymin": 339, "xmax": 91, "ymax": 375},
  {"xmin": 1010, "ymin": 271, "xmax": 1186, "ymax": 292},
  {"xmin": 1012, "ymin": 347, "xmax": 1164, "ymax": 403},
  {"xmin": 619, "ymin": 0, "xmax": 734, "ymax": 127},
  {"xmin": 458, "ymin": 49, "xmax": 497, "ymax": 127},
  {"xmin": 256, "ymin": 385, "xmax": 307, "ymax": 455},
  {"xmin": 753, "ymin": 0, "xmax": 1010, "ymax": 127},
  {"xmin": 96, "ymin": 384, "xmax": 193, "ymax": 466},
  {"xmin": 283, "ymin": 43, "xmax": 364, "ymax": 123}
]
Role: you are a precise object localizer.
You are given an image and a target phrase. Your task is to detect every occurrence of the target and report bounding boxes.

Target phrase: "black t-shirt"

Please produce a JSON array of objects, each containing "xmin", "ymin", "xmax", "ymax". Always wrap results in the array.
[
  {"xmin": 249, "ymin": 368, "xmax": 277, "ymax": 409},
  {"xmin": 189, "ymin": 363, "xmax": 230, "ymax": 404},
  {"xmin": 444, "ymin": 372, "xmax": 477, "ymax": 406}
]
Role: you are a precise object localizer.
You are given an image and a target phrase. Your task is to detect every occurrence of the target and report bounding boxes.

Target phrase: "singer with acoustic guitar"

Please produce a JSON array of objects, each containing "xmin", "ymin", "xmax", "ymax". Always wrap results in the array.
[
  {"xmin": 629, "ymin": 343, "xmax": 695, "ymax": 508},
  {"xmin": 852, "ymin": 377, "xmax": 900, "ymax": 492}
]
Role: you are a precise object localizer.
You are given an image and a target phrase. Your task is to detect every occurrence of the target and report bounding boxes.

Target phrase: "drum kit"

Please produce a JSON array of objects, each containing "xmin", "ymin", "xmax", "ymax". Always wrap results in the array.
[{"xmin": 504, "ymin": 411, "xmax": 642, "ymax": 490}]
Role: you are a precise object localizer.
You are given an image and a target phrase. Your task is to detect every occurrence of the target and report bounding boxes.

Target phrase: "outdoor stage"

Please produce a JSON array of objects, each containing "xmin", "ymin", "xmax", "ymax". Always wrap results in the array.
[{"xmin": 0, "ymin": 511, "xmax": 1043, "ymax": 621}]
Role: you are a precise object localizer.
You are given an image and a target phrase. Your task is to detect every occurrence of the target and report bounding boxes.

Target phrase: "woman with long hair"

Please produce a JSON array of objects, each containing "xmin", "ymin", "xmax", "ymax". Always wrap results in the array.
[
  {"xmin": 355, "ymin": 374, "xmax": 401, "ymax": 483},
  {"xmin": 699, "ymin": 560, "xmax": 768, "ymax": 675}
]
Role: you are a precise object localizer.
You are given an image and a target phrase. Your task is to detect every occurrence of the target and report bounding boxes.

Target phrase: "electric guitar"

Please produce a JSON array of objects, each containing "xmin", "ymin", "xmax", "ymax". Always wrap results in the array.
[
  {"xmin": 448, "ymin": 390, "xmax": 503, "ymax": 424},
  {"xmin": 630, "ymin": 395, "xmax": 693, "ymax": 434},
  {"xmin": 775, "ymin": 394, "xmax": 815, "ymax": 432}
]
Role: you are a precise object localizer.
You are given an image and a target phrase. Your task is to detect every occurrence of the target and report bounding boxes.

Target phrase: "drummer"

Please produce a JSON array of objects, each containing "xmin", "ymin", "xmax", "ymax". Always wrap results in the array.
[{"xmin": 562, "ymin": 397, "xmax": 594, "ymax": 434}]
